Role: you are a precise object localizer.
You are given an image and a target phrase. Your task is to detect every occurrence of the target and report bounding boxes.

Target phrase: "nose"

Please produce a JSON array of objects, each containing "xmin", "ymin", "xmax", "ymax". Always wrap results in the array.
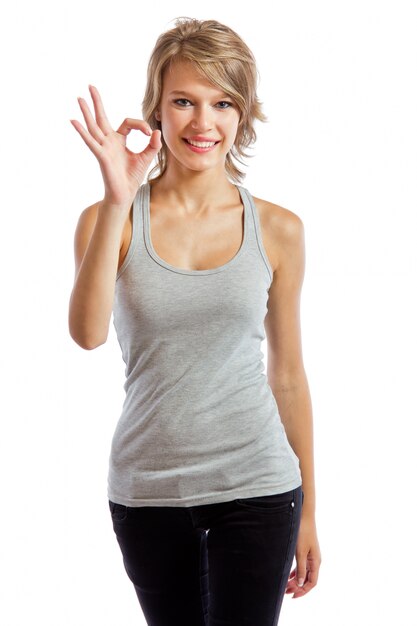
[{"xmin": 191, "ymin": 104, "xmax": 214, "ymax": 131}]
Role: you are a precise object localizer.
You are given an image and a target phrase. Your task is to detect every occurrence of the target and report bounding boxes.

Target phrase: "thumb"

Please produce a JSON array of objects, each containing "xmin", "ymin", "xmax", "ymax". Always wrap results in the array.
[
  {"xmin": 141, "ymin": 129, "xmax": 163, "ymax": 159},
  {"xmin": 296, "ymin": 567, "xmax": 306, "ymax": 587}
]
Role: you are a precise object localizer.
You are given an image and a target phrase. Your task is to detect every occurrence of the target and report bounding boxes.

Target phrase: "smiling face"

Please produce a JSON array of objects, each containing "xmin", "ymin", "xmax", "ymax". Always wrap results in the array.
[{"xmin": 155, "ymin": 59, "xmax": 241, "ymax": 175}]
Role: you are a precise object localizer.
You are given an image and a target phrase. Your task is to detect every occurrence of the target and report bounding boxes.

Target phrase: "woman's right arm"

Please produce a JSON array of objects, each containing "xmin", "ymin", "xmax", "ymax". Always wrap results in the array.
[
  {"xmin": 68, "ymin": 199, "xmax": 131, "ymax": 350},
  {"xmin": 67, "ymin": 84, "xmax": 161, "ymax": 349}
]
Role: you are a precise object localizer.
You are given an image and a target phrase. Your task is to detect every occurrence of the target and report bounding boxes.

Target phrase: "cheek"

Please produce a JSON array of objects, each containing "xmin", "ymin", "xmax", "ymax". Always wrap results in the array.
[
  {"xmin": 162, "ymin": 112, "xmax": 191, "ymax": 137},
  {"xmin": 227, "ymin": 111, "xmax": 240, "ymax": 132},
  {"xmin": 225, "ymin": 118, "xmax": 240, "ymax": 142}
]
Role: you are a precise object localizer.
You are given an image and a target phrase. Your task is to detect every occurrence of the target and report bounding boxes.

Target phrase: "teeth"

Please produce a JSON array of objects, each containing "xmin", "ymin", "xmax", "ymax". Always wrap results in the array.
[{"xmin": 186, "ymin": 139, "xmax": 217, "ymax": 148}]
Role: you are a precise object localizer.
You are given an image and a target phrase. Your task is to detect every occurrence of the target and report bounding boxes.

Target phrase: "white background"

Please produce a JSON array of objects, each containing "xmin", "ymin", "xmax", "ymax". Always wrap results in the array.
[{"xmin": 0, "ymin": 1, "xmax": 416, "ymax": 624}]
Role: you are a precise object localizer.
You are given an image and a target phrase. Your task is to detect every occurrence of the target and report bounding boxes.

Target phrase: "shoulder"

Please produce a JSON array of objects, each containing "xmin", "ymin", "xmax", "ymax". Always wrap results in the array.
[
  {"xmin": 251, "ymin": 195, "xmax": 305, "ymax": 273},
  {"xmin": 78, "ymin": 200, "xmax": 101, "ymax": 221},
  {"xmin": 252, "ymin": 195, "xmax": 304, "ymax": 240},
  {"xmin": 74, "ymin": 201, "xmax": 101, "ymax": 248}
]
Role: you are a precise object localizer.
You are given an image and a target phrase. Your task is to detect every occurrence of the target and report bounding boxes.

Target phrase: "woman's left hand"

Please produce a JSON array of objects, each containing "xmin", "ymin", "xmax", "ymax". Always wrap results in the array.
[{"xmin": 285, "ymin": 513, "xmax": 322, "ymax": 598}]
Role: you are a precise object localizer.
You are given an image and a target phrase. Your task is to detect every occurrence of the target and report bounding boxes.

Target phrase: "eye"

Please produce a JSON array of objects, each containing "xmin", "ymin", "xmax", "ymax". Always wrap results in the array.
[
  {"xmin": 174, "ymin": 98, "xmax": 191, "ymax": 106},
  {"xmin": 173, "ymin": 98, "xmax": 234, "ymax": 109}
]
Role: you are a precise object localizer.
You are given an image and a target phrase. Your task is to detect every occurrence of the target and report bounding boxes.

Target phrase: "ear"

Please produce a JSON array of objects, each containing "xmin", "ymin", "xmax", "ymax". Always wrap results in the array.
[{"xmin": 155, "ymin": 111, "xmax": 161, "ymax": 121}]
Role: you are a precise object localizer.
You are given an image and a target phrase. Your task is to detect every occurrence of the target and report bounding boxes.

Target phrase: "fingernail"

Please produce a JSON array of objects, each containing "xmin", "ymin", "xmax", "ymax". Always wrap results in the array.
[{"xmin": 298, "ymin": 578, "xmax": 304, "ymax": 586}]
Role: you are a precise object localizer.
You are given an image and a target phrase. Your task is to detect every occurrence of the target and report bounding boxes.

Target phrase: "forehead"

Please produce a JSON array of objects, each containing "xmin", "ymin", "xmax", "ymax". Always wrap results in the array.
[{"xmin": 162, "ymin": 60, "xmax": 227, "ymax": 97}]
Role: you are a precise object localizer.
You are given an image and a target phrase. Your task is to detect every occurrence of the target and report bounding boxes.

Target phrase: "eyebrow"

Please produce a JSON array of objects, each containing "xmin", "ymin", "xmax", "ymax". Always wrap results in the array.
[{"xmin": 168, "ymin": 90, "xmax": 231, "ymax": 98}]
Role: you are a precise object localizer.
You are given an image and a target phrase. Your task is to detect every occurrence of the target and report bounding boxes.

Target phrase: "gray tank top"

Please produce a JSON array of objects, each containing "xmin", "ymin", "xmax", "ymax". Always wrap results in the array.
[{"xmin": 108, "ymin": 181, "xmax": 302, "ymax": 507}]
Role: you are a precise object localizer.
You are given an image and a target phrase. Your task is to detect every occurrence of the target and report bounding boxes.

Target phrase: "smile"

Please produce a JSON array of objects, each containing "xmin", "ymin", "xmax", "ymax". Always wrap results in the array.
[{"xmin": 183, "ymin": 138, "xmax": 220, "ymax": 153}]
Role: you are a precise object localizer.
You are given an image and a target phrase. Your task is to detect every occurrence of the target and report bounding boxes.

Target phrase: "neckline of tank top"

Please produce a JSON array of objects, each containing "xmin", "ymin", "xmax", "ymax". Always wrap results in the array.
[{"xmin": 142, "ymin": 181, "xmax": 250, "ymax": 276}]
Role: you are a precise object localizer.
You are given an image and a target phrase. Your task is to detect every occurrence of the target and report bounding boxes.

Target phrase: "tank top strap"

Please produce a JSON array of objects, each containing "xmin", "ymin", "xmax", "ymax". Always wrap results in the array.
[
  {"xmin": 115, "ymin": 183, "xmax": 145, "ymax": 280},
  {"xmin": 238, "ymin": 185, "xmax": 274, "ymax": 283}
]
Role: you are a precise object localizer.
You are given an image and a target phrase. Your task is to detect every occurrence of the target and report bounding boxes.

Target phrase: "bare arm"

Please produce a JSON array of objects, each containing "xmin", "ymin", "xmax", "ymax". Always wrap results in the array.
[
  {"xmin": 264, "ymin": 209, "xmax": 316, "ymax": 516},
  {"xmin": 67, "ymin": 84, "xmax": 161, "ymax": 349},
  {"xmin": 68, "ymin": 200, "xmax": 130, "ymax": 350},
  {"xmin": 264, "ymin": 205, "xmax": 321, "ymax": 596}
]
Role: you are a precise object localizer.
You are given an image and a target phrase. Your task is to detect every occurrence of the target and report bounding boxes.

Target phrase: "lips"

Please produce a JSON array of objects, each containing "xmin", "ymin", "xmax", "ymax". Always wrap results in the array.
[
  {"xmin": 183, "ymin": 138, "xmax": 220, "ymax": 153},
  {"xmin": 185, "ymin": 136, "xmax": 221, "ymax": 142},
  {"xmin": 184, "ymin": 138, "xmax": 220, "ymax": 148}
]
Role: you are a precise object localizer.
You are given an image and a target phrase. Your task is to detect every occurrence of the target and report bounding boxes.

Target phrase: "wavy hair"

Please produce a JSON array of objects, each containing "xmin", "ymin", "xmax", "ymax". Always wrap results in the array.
[{"xmin": 142, "ymin": 17, "xmax": 268, "ymax": 184}]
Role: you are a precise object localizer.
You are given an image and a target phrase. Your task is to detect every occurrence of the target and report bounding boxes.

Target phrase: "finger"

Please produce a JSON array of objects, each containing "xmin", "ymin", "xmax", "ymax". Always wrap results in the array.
[
  {"xmin": 88, "ymin": 84, "xmax": 114, "ymax": 135},
  {"xmin": 140, "ymin": 129, "xmax": 162, "ymax": 158},
  {"xmin": 291, "ymin": 572, "xmax": 309, "ymax": 598},
  {"xmin": 304, "ymin": 562, "xmax": 319, "ymax": 588},
  {"xmin": 69, "ymin": 118, "xmax": 103, "ymax": 157},
  {"xmin": 297, "ymin": 573, "xmax": 306, "ymax": 588},
  {"xmin": 284, "ymin": 567, "xmax": 299, "ymax": 594},
  {"xmin": 285, "ymin": 582, "xmax": 298, "ymax": 594},
  {"xmin": 116, "ymin": 117, "xmax": 153, "ymax": 138},
  {"xmin": 292, "ymin": 583, "xmax": 309, "ymax": 598},
  {"xmin": 77, "ymin": 96, "xmax": 105, "ymax": 144},
  {"xmin": 295, "ymin": 554, "xmax": 308, "ymax": 588},
  {"xmin": 292, "ymin": 569, "xmax": 318, "ymax": 597},
  {"xmin": 285, "ymin": 568, "xmax": 296, "ymax": 586}
]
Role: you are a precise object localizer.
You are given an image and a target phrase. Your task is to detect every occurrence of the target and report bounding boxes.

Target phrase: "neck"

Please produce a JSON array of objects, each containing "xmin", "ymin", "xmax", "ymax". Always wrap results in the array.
[{"xmin": 149, "ymin": 165, "xmax": 238, "ymax": 214}]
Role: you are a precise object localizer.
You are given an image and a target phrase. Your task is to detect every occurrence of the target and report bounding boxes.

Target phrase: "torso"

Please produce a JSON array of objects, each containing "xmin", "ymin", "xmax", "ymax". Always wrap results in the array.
[{"xmin": 118, "ymin": 192, "xmax": 286, "ymax": 275}]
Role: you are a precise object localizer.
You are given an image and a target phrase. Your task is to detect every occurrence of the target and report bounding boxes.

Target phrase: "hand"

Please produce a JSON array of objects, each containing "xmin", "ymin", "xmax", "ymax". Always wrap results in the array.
[
  {"xmin": 285, "ymin": 513, "xmax": 322, "ymax": 599},
  {"xmin": 70, "ymin": 84, "xmax": 162, "ymax": 206}
]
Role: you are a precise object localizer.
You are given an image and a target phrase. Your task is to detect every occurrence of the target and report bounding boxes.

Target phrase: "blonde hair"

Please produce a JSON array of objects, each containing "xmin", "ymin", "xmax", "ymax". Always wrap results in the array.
[{"xmin": 142, "ymin": 17, "xmax": 268, "ymax": 184}]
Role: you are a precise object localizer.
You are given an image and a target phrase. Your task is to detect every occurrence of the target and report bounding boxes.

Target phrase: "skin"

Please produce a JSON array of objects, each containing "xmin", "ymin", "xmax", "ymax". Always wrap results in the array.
[{"xmin": 70, "ymin": 59, "xmax": 321, "ymax": 599}]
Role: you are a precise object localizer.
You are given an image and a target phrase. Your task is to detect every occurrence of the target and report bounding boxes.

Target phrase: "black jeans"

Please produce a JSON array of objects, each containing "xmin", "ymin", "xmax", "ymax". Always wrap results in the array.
[{"xmin": 109, "ymin": 485, "xmax": 303, "ymax": 626}]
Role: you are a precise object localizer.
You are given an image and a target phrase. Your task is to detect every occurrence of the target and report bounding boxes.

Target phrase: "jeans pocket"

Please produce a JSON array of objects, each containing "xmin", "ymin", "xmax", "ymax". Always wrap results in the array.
[
  {"xmin": 109, "ymin": 500, "xmax": 129, "ymax": 523},
  {"xmin": 235, "ymin": 490, "xmax": 295, "ymax": 514}
]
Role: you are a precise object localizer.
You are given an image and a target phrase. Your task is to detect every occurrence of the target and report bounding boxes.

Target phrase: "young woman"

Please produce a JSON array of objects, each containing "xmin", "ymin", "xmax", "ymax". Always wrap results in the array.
[{"xmin": 69, "ymin": 17, "xmax": 321, "ymax": 626}]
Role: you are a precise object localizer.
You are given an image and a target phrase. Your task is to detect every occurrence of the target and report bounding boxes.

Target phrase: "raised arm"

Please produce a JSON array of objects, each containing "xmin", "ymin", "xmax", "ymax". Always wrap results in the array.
[{"xmin": 67, "ymin": 84, "xmax": 161, "ymax": 349}]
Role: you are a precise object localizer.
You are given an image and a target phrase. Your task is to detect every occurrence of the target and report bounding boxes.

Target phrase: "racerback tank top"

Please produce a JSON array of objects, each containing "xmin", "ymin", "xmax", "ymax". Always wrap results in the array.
[{"xmin": 108, "ymin": 181, "xmax": 302, "ymax": 507}]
